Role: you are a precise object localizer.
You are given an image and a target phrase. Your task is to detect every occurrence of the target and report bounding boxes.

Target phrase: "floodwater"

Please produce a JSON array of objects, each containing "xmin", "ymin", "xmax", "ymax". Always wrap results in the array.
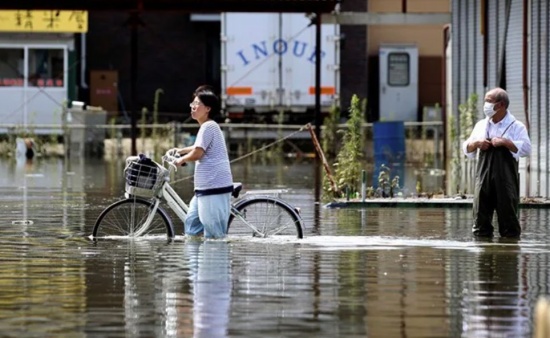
[{"xmin": 1, "ymin": 156, "xmax": 550, "ymax": 337}]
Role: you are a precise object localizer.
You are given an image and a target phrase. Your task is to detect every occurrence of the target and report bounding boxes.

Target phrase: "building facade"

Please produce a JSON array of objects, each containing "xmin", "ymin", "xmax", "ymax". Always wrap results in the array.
[
  {"xmin": 0, "ymin": 10, "xmax": 84, "ymax": 134},
  {"xmin": 365, "ymin": 0, "xmax": 450, "ymax": 122},
  {"xmin": 450, "ymin": 0, "xmax": 548, "ymax": 197},
  {"xmin": 84, "ymin": 1, "xmax": 450, "ymax": 123}
]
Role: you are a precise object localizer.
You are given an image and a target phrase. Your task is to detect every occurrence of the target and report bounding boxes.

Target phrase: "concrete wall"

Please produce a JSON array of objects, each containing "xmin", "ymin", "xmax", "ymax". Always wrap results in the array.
[
  {"xmin": 365, "ymin": 0, "xmax": 450, "ymax": 121},
  {"xmin": 367, "ymin": 0, "xmax": 450, "ymax": 56}
]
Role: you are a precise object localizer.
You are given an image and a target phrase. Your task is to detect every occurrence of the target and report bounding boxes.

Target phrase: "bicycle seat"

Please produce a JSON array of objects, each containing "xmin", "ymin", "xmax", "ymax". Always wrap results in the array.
[{"xmin": 232, "ymin": 183, "xmax": 242, "ymax": 198}]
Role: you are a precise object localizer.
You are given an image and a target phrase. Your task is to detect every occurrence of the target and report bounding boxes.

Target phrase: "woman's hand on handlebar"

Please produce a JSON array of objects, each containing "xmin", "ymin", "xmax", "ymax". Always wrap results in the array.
[
  {"xmin": 175, "ymin": 157, "xmax": 186, "ymax": 167},
  {"xmin": 167, "ymin": 148, "xmax": 179, "ymax": 157},
  {"xmin": 163, "ymin": 149, "xmax": 184, "ymax": 170}
]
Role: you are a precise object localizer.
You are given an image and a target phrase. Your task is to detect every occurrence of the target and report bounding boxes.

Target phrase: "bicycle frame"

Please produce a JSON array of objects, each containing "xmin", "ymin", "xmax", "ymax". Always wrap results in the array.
[
  {"xmin": 131, "ymin": 180, "xmax": 270, "ymax": 238},
  {"xmin": 108, "ymin": 152, "xmax": 303, "ymax": 239}
]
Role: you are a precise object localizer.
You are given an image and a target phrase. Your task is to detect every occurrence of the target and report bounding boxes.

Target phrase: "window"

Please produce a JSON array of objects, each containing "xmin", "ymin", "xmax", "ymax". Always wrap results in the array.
[
  {"xmin": 28, "ymin": 48, "xmax": 64, "ymax": 87},
  {"xmin": 0, "ymin": 48, "xmax": 24, "ymax": 86},
  {"xmin": 387, "ymin": 52, "xmax": 410, "ymax": 86}
]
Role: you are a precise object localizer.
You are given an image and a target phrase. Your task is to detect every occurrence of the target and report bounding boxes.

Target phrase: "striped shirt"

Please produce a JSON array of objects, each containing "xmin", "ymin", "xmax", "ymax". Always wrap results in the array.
[{"xmin": 193, "ymin": 120, "xmax": 233, "ymax": 191}]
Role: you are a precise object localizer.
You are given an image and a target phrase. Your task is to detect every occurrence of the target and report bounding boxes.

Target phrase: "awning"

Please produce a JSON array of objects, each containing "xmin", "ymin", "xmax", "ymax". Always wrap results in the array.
[{"xmin": 0, "ymin": 0, "xmax": 339, "ymax": 13}]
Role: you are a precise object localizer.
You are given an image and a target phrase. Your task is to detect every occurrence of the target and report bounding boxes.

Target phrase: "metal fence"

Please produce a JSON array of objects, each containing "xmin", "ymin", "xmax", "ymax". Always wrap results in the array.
[{"xmin": 0, "ymin": 120, "xmax": 443, "ymax": 160}]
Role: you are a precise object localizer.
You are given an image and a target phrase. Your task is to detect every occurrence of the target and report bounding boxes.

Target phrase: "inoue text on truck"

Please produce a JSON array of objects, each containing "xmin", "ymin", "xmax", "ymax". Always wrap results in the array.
[{"xmin": 221, "ymin": 12, "xmax": 340, "ymax": 124}]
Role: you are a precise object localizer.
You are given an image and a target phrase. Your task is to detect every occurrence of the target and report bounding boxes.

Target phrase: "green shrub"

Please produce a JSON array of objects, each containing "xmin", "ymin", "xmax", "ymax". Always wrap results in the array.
[{"xmin": 332, "ymin": 95, "xmax": 365, "ymax": 197}]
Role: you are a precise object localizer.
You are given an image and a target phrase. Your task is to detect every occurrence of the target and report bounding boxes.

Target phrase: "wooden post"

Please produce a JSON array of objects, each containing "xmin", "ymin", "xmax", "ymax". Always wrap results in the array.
[
  {"xmin": 62, "ymin": 107, "xmax": 70, "ymax": 158},
  {"xmin": 306, "ymin": 123, "xmax": 339, "ymax": 195}
]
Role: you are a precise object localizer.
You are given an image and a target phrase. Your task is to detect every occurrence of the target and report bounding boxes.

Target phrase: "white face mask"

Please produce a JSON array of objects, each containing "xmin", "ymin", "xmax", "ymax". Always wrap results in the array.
[{"xmin": 483, "ymin": 102, "xmax": 497, "ymax": 118}]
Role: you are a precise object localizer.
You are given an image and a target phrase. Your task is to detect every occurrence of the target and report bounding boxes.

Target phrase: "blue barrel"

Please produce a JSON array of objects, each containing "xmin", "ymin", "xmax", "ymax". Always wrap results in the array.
[
  {"xmin": 373, "ymin": 121, "xmax": 406, "ymax": 190},
  {"xmin": 373, "ymin": 121, "xmax": 406, "ymax": 163}
]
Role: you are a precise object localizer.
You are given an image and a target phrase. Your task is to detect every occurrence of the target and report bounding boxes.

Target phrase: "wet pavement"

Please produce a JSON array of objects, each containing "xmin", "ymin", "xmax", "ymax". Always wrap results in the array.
[{"xmin": 0, "ymin": 156, "xmax": 549, "ymax": 337}]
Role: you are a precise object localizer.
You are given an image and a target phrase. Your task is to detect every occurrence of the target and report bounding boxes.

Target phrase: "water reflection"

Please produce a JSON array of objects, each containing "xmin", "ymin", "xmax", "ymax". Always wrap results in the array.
[
  {"xmin": 1, "ymin": 157, "xmax": 550, "ymax": 337},
  {"xmin": 184, "ymin": 241, "xmax": 231, "ymax": 338},
  {"xmin": 0, "ymin": 234, "xmax": 89, "ymax": 336},
  {"xmin": 462, "ymin": 240, "xmax": 527, "ymax": 336}
]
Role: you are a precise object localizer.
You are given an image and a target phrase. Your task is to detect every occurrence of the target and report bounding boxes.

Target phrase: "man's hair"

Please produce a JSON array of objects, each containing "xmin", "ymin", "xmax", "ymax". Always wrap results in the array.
[{"xmin": 489, "ymin": 87, "xmax": 510, "ymax": 108}]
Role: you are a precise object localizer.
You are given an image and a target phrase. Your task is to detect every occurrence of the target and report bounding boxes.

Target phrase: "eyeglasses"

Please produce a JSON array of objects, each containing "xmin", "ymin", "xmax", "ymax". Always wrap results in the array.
[{"xmin": 189, "ymin": 102, "xmax": 204, "ymax": 108}]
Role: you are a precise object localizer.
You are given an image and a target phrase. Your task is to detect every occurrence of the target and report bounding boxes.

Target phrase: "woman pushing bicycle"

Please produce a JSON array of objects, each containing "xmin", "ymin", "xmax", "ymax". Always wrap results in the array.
[
  {"xmin": 93, "ymin": 85, "xmax": 303, "ymax": 240},
  {"xmin": 168, "ymin": 86, "xmax": 233, "ymax": 239}
]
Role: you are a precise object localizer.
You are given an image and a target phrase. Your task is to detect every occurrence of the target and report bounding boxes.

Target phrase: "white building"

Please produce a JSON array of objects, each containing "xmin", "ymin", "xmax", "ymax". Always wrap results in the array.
[{"xmin": 0, "ymin": 10, "xmax": 86, "ymax": 134}]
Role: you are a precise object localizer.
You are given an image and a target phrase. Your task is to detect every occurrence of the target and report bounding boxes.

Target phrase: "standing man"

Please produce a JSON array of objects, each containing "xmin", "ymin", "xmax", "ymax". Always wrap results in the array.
[{"xmin": 462, "ymin": 87, "xmax": 531, "ymax": 238}]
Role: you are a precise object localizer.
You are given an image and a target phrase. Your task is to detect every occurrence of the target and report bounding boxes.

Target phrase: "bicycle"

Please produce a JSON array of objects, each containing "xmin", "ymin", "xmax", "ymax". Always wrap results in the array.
[{"xmin": 91, "ymin": 152, "xmax": 304, "ymax": 239}]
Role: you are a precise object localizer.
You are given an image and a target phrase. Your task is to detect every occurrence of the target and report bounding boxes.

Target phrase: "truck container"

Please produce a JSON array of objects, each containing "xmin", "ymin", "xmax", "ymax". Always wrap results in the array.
[{"xmin": 221, "ymin": 12, "xmax": 340, "ymax": 124}]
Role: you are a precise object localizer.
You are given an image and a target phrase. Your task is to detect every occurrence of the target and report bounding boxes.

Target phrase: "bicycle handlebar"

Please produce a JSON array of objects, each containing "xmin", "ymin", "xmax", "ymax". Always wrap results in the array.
[{"xmin": 162, "ymin": 150, "xmax": 183, "ymax": 172}]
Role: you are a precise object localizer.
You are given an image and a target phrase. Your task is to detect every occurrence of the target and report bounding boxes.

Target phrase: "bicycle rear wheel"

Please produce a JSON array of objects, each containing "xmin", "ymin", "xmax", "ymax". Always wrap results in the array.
[
  {"xmin": 228, "ymin": 196, "xmax": 303, "ymax": 238},
  {"xmin": 92, "ymin": 198, "xmax": 175, "ymax": 238}
]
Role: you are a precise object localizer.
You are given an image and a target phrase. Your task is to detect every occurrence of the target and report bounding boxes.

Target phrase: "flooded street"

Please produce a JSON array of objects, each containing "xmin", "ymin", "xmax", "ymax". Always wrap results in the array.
[{"xmin": 1, "ymin": 157, "xmax": 550, "ymax": 337}]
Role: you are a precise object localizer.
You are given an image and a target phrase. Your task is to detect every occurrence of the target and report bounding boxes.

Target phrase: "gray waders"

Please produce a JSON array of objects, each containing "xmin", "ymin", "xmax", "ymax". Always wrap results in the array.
[{"xmin": 472, "ymin": 145, "xmax": 521, "ymax": 237}]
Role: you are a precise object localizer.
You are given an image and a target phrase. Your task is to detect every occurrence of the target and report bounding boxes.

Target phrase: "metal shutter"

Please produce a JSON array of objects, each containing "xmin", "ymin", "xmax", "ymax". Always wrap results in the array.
[
  {"xmin": 529, "ymin": 0, "xmax": 550, "ymax": 197},
  {"xmin": 505, "ymin": 0, "xmax": 529, "ymax": 196}
]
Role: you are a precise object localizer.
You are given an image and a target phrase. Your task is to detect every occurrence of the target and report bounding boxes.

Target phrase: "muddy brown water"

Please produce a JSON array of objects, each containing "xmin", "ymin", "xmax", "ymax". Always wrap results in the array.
[{"xmin": 0, "ymin": 157, "xmax": 549, "ymax": 337}]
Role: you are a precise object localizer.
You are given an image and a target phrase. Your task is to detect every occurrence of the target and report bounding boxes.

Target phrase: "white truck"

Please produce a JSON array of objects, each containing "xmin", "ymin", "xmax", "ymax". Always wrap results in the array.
[{"xmin": 220, "ymin": 12, "xmax": 340, "ymax": 124}]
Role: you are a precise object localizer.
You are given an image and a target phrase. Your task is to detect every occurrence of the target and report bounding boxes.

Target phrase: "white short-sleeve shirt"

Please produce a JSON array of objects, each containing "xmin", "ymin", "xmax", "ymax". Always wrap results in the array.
[{"xmin": 193, "ymin": 120, "xmax": 233, "ymax": 190}]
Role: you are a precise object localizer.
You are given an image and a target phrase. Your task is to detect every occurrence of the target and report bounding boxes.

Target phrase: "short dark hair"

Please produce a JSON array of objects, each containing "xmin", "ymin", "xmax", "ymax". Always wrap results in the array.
[
  {"xmin": 490, "ymin": 87, "xmax": 510, "ymax": 108},
  {"xmin": 194, "ymin": 84, "xmax": 216, "ymax": 96},
  {"xmin": 196, "ymin": 89, "xmax": 221, "ymax": 120}
]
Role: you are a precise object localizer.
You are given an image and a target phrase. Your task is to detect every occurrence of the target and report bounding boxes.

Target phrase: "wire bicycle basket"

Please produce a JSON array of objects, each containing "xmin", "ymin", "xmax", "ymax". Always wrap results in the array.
[{"xmin": 124, "ymin": 156, "xmax": 169, "ymax": 198}]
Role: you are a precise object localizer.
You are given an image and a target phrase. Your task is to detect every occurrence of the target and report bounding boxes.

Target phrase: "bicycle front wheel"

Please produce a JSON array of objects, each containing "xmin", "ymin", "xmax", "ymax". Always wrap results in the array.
[
  {"xmin": 228, "ymin": 196, "xmax": 304, "ymax": 238},
  {"xmin": 92, "ymin": 198, "xmax": 175, "ymax": 238}
]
